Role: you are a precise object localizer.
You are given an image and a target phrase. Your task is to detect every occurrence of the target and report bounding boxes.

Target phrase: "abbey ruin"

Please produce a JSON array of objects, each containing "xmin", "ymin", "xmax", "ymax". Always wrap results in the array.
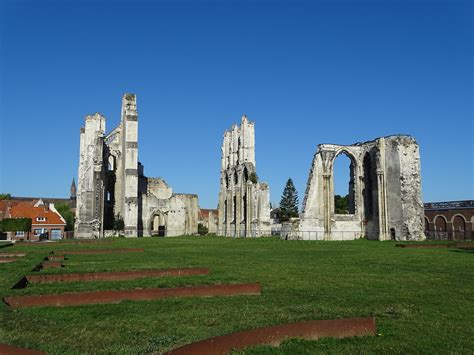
[
  {"xmin": 299, "ymin": 135, "xmax": 425, "ymax": 241},
  {"xmin": 74, "ymin": 94, "xmax": 424, "ymax": 241},
  {"xmin": 217, "ymin": 116, "xmax": 271, "ymax": 237},
  {"xmin": 74, "ymin": 94, "xmax": 198, "ymax": 238}
]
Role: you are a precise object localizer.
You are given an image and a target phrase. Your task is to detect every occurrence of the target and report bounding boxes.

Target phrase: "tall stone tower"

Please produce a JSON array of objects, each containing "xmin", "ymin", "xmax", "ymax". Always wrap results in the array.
[
  {"xmin": 74, "ymin": 113, "xmax": 106, "ymax": 238},
  {"xmin": 217, "ymin": 115, "xmax": 271, "ymax": 237},
  {"xmin": 120, "ymin": 94, "xmax": 139, "ymax": 237}
]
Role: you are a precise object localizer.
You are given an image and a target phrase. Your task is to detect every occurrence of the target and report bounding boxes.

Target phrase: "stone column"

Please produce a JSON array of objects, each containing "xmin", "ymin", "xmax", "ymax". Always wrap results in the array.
[
  {"xmin": 323, "ymin": 174, "xmax": 331, "ymax": 240},
  {"xmin": 121, "ymin": 94, "xmax": 139, "ymax": 237}
]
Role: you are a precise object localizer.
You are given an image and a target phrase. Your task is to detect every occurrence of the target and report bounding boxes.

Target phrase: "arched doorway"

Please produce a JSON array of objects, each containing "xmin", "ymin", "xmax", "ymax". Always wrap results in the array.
[
  {"xmin": 434, "ymin": 215, "xmax": 447, "ymax": 240},
  {"xmin": 452, "ymin": 215, "xmax": 466, "ymax": 240},
  {"xmin": 152, "ymin": 211, "xmax": 167, "ymax": 237}
]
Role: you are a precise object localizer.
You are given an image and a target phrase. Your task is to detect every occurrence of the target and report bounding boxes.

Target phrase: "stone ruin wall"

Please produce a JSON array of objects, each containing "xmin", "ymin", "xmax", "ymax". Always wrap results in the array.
[
  {"xmin": 217, "ymin": 116, "xmax": 271, "ymax": 237},
  {"xmin": 75, "ymin": 94, "xmax": 198, "ymax": 238},
  {"xmin": 298, "ymin": 135, "xmax": 425, "ymax": 241}
]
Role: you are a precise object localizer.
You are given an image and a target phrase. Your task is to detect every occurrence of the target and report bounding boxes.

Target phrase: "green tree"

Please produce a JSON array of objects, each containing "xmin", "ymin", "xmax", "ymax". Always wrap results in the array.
[
  {"xmin": 198, "ymin": 223, "xmax": 208, "ymax": 236},
  {"xmin": 55, "ymin": 203, "xmax": 75, "ymax": 231},
  {"xmin": 0, "ymin": 193, "xmax": 11, "ymax": 200},
  {"xmin": 334, "ymin": 194, "xmax": 349, "ymax": 214},
  {"xmin": 279, "ymin": 178, "xmax": 299, "ymax": 222},
  {"xmin": 0, "ymin": 218, "xmax": 31, "ymax": 232}
]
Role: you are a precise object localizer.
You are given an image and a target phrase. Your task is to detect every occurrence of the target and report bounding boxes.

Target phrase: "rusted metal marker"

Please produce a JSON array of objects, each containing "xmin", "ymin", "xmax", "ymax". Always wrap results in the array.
[
  {"xmin": 25, "ymin": 267, "xmax": 209, "ymax": 284},
  {"xmin": 0, "ymin": 253, "xmax": 26, "ymax": 257},
  {"xmin": 54, "ymin": 248, "xmax": 144, "ymax": 255},
  {"xmin": 4, "ymin": 283, "xmax": 261, "ymax": 308},
  {"xmin": 0, "ymin": 258, "xmax": 17, "ymax": 264},
  {"xmin": 168, "ymin": 317, "xmax": 376, "ymax": 355},
  {"xmin": 0, "ymin": 343, "xmax": 46, "ymax": 355}
]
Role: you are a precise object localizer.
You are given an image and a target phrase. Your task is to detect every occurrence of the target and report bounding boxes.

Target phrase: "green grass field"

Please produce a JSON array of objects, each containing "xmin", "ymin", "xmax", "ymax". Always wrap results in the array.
[{"xmin": 0, "ymin": 237, "xmax": 473, "ymax": 354}]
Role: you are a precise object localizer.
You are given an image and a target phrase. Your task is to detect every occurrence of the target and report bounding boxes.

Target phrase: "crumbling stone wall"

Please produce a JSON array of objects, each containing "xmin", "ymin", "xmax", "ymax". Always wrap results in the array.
[
  {"xmin": 299, "ymin": 135, "xmax": 425, "ymax": 241},
  {"xmin": 75, "ymin": 94, "xmax": 198, "ymax": 238},
  {"xmin": 217, "ymin": 116, "xmax": 271, "ymax": 237}
]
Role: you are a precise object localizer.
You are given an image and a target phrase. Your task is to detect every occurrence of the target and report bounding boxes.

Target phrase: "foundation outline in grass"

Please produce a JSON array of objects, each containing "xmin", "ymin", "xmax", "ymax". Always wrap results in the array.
[
  {"xmin": 4, "ymin": 283, "xmax": 261, "ymax": 308},
  {"xmin": 168, "ymin": 317, "xmax": 376, "ymax": 354}
]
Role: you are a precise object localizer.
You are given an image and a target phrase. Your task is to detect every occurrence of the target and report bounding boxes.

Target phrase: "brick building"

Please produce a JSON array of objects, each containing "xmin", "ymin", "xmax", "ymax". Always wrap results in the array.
[
  {"xmin": 0, "ymin": 199, "xmax": 66, "ymax": 241},
  {"xmin": 424, "ymin": 200, "xmax": 473, "ymax": 241}
]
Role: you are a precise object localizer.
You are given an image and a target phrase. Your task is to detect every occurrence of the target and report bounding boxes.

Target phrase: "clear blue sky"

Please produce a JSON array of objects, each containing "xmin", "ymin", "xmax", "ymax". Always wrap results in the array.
[{"xmin": 1, "ymin": 0, "xmax": 473, "ymax": 208}]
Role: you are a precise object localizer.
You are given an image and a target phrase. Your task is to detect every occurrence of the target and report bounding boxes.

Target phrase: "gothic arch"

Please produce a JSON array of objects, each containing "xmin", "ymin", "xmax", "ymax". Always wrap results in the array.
[
  {"xmin": 331, "ymin": 149, "xmax": 357, "ymax": 215},
  {"xmin": 150, "ymin": 210, "xmax": 168, "ymax": 236},
  {"xmin": 434, "ymin": 215, "xmax": 447, "ymax": 232}
]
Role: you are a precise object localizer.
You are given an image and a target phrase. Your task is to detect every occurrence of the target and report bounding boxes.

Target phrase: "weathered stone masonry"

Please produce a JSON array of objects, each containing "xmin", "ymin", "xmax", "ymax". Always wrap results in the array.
[
  {"xmin": 75, "ymin": 94, "xmax": 198, "ymax": 238},
  {"xmin": 299, "ymin": 135, "xmax": 425, "ymax": 241},
  {"xmin": 217, "ymin": 115, "xmax": 271, "ymax": 237}
]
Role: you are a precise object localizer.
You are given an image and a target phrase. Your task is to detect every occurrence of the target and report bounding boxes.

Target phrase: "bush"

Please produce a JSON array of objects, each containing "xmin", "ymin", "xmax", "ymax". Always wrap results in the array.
[
  {"xmin": 249, "ymin": 172, "xmax": 258, "ymax": 184},
  {"xmin": 198, "ymin": 223, "xmax": 208, "ymax": 236},
  {"xmin": 0, "ymin": 218, "xmax": 32, "ymax": 232}
]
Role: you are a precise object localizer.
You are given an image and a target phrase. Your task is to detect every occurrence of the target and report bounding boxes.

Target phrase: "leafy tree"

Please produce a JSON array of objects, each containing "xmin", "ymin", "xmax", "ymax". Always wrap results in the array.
[
  {"xmin": 335, "ymin": 194, "xmax": 349, "ymax": 214},
  {"xmin": 55, "ymin": 203, "xmax": 75, "ymax": 231},
  {"xmin": 0, "ymin": 218, "xmax": 31, "ymax": 232},
  {"xmin": 0, "ymin": 193, "xmax": 11, "ymax": 200},
  {"xmin": 279, "ymin": 178, "xmax": 299, "ymax": 222},
  {"xmin": 198, "ymin": 223, "xmax": 208, "ymax": 236}
]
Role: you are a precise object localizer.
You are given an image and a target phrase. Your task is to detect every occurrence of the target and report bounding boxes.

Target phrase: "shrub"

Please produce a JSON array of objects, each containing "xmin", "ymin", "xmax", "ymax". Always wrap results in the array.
[
  {"xmin": 0, "ymin": 218, "xmax": 32, "ymax": 232},
  {"xmin": 198, "ymin": 223, "xmax": 208, "ymax": 236}
]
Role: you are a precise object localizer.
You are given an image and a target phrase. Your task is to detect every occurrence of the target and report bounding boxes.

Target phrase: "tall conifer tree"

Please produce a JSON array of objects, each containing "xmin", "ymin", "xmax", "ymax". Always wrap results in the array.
[{"xmin": 279, "ymin": 178, "xmax": 299, "ymax": 221}]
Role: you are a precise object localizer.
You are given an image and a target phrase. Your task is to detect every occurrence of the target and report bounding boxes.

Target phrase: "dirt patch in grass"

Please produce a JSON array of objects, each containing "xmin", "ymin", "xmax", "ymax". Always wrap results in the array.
[
  {"xmin": 0, "ymin": 342, "xmax": 45, "ymax": 354},
  {"xmin": 24, "ymin": 267, "xmax": 209, "ymax": 284},
  {"xmin": 4, "ymin": 283, "xmax": 261, "ymax": 308},
  {"xmin": 168, "ymin": 317, "xmax": 376, "ymax": 354},
  {"xmin": 54, "ymin": 248, "xmax": 144, "ymax": 255}
]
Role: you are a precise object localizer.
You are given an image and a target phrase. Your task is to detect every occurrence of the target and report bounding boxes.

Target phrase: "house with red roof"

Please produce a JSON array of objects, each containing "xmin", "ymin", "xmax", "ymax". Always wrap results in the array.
[{"xmin": 0, "ymin": 199, "xmax": 66, "ymax": 241}]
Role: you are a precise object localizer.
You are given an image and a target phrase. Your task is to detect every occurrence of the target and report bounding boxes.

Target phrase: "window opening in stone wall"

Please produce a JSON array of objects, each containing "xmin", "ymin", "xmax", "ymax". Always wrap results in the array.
[
  {"xmin": 108, "ymin": 155, "xmax": 116, "ymax": 171},
  {"xmin": 333, "ymin": 152, "xmax": 355, "ymax": 214},
  {"xmin": 363, "ymin": 153, "xmax": 374, "ymax": 220}
]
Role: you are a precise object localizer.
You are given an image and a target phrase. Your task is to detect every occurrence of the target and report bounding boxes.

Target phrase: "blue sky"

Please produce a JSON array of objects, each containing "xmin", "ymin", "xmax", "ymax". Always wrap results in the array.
[{"xmin": 1, "ymin": 0, "xmax": 472, "ymax": 208}]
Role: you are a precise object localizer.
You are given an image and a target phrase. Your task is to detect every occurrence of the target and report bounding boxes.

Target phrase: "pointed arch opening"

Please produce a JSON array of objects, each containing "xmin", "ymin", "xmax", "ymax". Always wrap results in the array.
[{"xmin": 333, "ymin": 151, "xmax": 356, "ymax": 215}]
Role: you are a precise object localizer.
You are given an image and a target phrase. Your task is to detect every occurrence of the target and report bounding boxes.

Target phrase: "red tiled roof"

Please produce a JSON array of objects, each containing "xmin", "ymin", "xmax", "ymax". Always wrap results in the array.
[
  {"xmin": 9, "ymin": 201, "xmax": 66, "ymax": 226},
  {"xmin": 0, "ymin": 200, "xmax": 24, "ymax": 219},
  {"xmin": 199, "ymin": 209, "xmax": 218, "ymax": 219}
]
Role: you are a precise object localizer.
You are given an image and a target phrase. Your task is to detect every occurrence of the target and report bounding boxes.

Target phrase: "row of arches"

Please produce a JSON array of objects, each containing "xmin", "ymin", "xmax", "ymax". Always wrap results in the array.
[
  {"xmin": 224, "ymin": 166, "xmax": 250, "ymax": 189},
  {"xmin": 425, "ymin": 214, "xmax": 467, "ymax": 232}
]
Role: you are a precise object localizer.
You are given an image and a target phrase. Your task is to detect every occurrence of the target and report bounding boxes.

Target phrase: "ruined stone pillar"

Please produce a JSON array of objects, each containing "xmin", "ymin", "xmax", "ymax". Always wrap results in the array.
[
  {"xmin": 376, "ymin": 139, "xmax": 389, "ymax": 241},
  {"xmin": 323, "ymin": 174, "xmax": 331, "ymax": 240},
  {"xmin": 74, "ymin": 113, "xmax": 106, "ymax": 239},
  {"xmin": 235, "ymin": 189, "xmax": 241, "ymax": 237},
  {"xmin": 226, "ymin": 189, "xmax": 232, "ymax": 237},
  {"xmin": 121, "ymin": 94, "xmax": 139, "ymax": 237}
]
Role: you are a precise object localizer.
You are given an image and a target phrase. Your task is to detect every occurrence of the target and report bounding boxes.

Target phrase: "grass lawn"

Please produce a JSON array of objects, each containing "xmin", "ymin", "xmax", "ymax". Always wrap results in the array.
[{"xmin": 0, "ymin": 237, "xmax": 473, "ymax": 354}]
